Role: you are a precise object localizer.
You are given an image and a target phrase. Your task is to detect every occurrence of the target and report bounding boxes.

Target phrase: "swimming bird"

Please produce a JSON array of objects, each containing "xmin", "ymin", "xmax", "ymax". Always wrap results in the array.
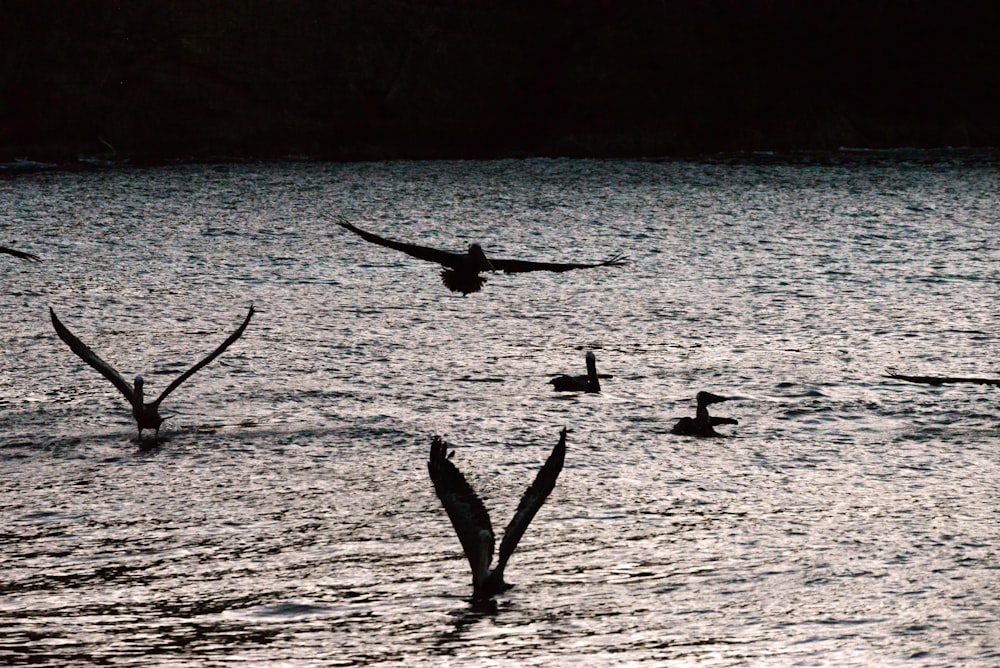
[
  {"xmin": 886, "ymin": 370, "xmax": 1000, "ymax": 386},
  {"xmin": 550, "ymin": 351, "xmax": 603, "ymax": 393},
  {"xmin": 50, "ymin": 304, "xmax": 255, "ymax": 441},
  {"xmin": 1, "ymin": 245, "xmax": 40, "ymax": 262},
  {"xmin": 428, "ymin": 427, "xmax": 567, "ymax": 601},
  {"xmin": 672, "ymin": 391, "xmax": 738, "ymax": 437},
  {"xmin": 337, "ymin": 219, "xmax": 627, "ymax": 295}
]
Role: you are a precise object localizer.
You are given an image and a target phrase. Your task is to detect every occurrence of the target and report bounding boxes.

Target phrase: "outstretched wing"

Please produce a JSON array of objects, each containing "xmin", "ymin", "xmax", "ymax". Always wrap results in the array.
[
  {"xmin": 489, "ymin": 253, "xmax": 627, "ymax": 274},
  {"xmin": 1, "ymin": 245, "xmax": 40, "ymax": 262},
  {"xmin": 151, "ymin": 304, "xmax": 255, "ymax": 407},
  {"xmin": 886, "ymin": 370, "xmax": 1000, "ymax": 387},
  {"xmin": 496, "ymin": 427, "xmax": 567, "ymax": 574},
  {"xmin": 337, "ymin": 219, "xmax": 466, "ymax": 269},
  {"xmin": 428, "ymin": 436, "xmax": 496, "ymax": 582},
  {"xmin": 50, "ymin": 307, "xmax": 137, "ymax": 408}
]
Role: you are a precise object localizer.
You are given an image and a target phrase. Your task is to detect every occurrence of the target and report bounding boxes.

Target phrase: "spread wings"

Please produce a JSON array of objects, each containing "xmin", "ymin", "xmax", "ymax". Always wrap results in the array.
[
  {"xmin": 337, "ymin": 218, "xmax": 628, "ymax": 274},
  {"xmin": 489, "ymin": 254, "xmax": 627, "ymax": 274},
  {"xmin": 50, "ymin": 307, "xmax": 138, "ymax": 408},
  {"xmin": 50, "ymin": 304, "xmax": 254, "ymax": 410},
  {"xmin": 1, "ymin": 245, "xmax": 40, "ymax": 262},
  {"xmin": 428, "ymin": 436, "xmax": 496, "ymax": 579},
  {"xmin": 337, "ymin": 220, "xmax": 467, "ymax": 268},
  {"xmin": 886, "ymin": 370, "xmax": 1000, "ymax": 387},
  {"xmin": 496, "ymin": 427, "xmax": 567, "ymax": 573},
  {"xmin": 151, "ymin": 304, "xmax": 255, "ymax": 407}
]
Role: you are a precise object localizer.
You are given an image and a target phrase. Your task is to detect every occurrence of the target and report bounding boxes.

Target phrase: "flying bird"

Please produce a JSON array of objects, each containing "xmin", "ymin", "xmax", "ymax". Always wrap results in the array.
[
  {"xmin": 1, "ymin": 245, "xmax": 40, "ymax": 262},
  {"xmin": 337, "ymin": 219, "xmax": 627, "ymax": 295},
  {"xmin": 886, "ymin": 370, "xmax": 1000, "ymax": 387},
  {"xmin": 549, "ymin": 351, "xmax": 605, "ymax": 393},
  {"xmin": 672, "ymin": 391, "xmax": 738, "ymax": 437},
  {"xmin": 428, "ymin": 427, "xmax": 567, "ymax": 601},
  {"xmin": 50, "ymin": 304, "xmax": 255, "ymax": 441}
]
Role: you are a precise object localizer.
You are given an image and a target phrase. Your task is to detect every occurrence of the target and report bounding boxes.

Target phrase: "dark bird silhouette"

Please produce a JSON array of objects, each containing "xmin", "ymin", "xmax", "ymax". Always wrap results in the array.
[
  {"xmin": 428, "ymin": 427, "xmax": 567, "ymax": 601},
  {"xmin": 550, "ymin": 351, "xmax": 603, "ymax": 393},
  {"xmin": 1, "ymin": 245, "xmax": 40, "ymax": 262},
  {"xmin": 886, "ymin": 370, "xmax": 1000, "ymax": 387},
  {"xmin": 337, "ymin": 220, "xmax": 627, "ymax": 295},
  {"xmin": 50, "ymin": 304, "xmax": 255, "ymax": 441},
  {"xmin": 672, "ymin": 391, "xmax": 738, "ymax": 437}
]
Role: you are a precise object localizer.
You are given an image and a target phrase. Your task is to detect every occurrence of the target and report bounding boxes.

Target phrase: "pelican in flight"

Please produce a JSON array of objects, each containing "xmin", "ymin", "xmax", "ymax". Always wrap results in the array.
[
  {"xmin": 50, "ymin": 304, "xmax": 255, "ymax": 441},
  {"xmin": 672, "ymin": 391, "xmax": 738, "ymax": 437},
  {"xmin": 1, "ymin": 245, "xmax": 40, "ymax": 262},
  {"xmin": 337, "ymin": 220, "xmax": 627, "ymax": 295},
  {"xmin": 886, "ymin": 370, "xmax": 1000, "ymax": 387},
  {"xmin": 428, "ymin": 427, "xmax": 567, "ymax": 601},
  {"xmin": 550, "ymin": 351, "xmax": 604, "ymax": 393}
]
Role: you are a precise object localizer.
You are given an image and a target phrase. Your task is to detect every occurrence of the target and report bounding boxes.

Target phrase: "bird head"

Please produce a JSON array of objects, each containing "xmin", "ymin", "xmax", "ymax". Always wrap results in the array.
[
  {"xmin": 696, "ymin": 391, "xmax": 729, "ymax": 407},
  {"xmin": 468, "ymin": 243, "xmax": 495, "ymax": 272}
]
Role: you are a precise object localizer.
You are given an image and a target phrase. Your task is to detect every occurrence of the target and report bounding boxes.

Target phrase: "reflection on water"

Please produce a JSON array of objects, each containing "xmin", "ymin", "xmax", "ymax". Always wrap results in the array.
[{"xmin": 1, "ymin": 154, "xmax": 998, "ymax": 666}]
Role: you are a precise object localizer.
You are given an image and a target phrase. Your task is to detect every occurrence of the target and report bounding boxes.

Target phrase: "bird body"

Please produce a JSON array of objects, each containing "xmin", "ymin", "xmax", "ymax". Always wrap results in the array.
[
  {"xmin": 550, "ymin": 351, "xmax": 602, "ymax": 393},
  {"xmin": 886, "ymin": 370, "xmax": 1000, "ymax": 387},
  {"xmin": 337, "ymin": 219, "xmax": 626, "ymax": 295},
  {"xmin": 672, "ymin": 391, "xmax": 738, "ymax": 437},
  {"xmin": 50, "ymin": 304, "xmax": 254, "ymax": 441},
  {"xmin": 428, "ymin": 428, "xmax": 567, "ymax": 601}
]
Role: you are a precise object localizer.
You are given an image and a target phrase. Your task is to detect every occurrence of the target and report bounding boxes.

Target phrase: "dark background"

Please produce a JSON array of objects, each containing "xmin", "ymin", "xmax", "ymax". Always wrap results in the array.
[{"xmin": 2, "ymin": 1, "xmax": 998, "ymax": 163}]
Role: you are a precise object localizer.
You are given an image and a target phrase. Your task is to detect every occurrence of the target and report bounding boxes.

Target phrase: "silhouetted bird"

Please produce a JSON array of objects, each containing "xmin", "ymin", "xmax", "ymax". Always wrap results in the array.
[
  {"xmin": 337, "ymin": 220, "xmax": 626, "ymax": 295},
  {"xmin": 428, "ymin": 427, "xmax": 567, "ymax": 601},
  {"xmin": 886, "ymin": 370, "xmax": 1000, "ymax": 387},
  {"xmin": 672, "ymin": 391, "xmax": 738, "ymax": 437},
  {"xmin": 1, "ymin": 245, "xmax": 40, "ymax": 262},
  {"xmin": 550, "ymin": 351, "xmax": 603, "ymax": 393},
  {"xmin": 50, "ymin": 304, "xmax": 254, "ymax": 441}
]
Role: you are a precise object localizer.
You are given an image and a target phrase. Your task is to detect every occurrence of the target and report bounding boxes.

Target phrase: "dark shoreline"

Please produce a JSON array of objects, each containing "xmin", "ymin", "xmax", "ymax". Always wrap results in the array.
[
  {"xmin": 3, "ymin": 2, "xmax": 998, "ymax": 168},
  {"xmin": 3, "ymin": 146, "xmax": 998, "ymax": 177}
]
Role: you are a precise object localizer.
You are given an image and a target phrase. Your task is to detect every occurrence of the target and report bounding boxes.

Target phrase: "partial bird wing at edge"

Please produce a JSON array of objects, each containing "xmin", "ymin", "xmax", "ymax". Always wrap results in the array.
[
  {"xmin": 1, "ymin": 245, "xmax": 41, "ymax": 262},
  {"xmin": 428, "ymin": 436, "xmax": 496, "ymax": 580},
  {"xmin": 496, "ymin": 427, "xmax": 567, "ymax": 573},
  {"xmin": 886, "ymin": 370, "xmax": 1000, "ymax": 387},
  {"xmin": 337, "ymin": 219, "xmax": 466, "ymax": 268},
  {"xmin": 50, "ymin": 307, "xmax": 137, "ymax": 407},
  {"xmin": 489, "ymin": 253, "xmax": 628, "ymax": 274},
  {"xmin": 151, "ymin": 304, "xmax": 255, "ymax": 407}
]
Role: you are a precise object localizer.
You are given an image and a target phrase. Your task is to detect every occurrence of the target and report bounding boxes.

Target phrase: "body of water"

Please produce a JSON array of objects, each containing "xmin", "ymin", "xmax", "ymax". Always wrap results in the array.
[{"xmin": 1, "ymin": 154, "xmax": 998, "ymax": 666}]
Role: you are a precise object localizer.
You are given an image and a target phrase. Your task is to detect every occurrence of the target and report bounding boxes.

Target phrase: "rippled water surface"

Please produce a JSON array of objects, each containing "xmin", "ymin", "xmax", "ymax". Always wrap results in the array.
[{"xmin": 2, "ymin": 155, "xmax": 999, "ymax": 666}]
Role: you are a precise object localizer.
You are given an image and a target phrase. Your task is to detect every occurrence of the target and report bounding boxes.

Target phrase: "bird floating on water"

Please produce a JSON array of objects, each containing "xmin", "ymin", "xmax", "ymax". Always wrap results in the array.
[
  {"xmin": 428, "ymin": 427, "xmax": 567, "ymax": 601},
  {"xmin": 50, "ymin": 304, "xmax": 255, "ymax": 441},
  {"xmin": 1, "ymin": 245, "xmax": 40, "ymax": 262},
  {"xmin": 550, "ymin": 351, "xmax": 605, "ymax": 393},
  {"xmin": 672, "ymin": 391, "xmax": 738, "ymax": 437},
  {"xmin": 337, "ymin": 219, "xmax": 627, "ymax": 295},
  {"xmin": 886, "ymin": 370, "xmax": 1000, "ymax": 387}
]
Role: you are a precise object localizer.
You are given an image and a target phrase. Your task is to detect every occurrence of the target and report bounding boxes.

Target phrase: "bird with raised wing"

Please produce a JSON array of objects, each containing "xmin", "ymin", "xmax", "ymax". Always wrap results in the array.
[
  {"xmin": 428, "ymin": 427, "xmax": 567, "ymax": 601},
  {"xmin": 50, "ymin": 304, "xmax": 254, "ymax": 441},
  {"xmin": 672, "ymin": 391, "xmax": 738, "ymax": 437},
  {"xmin": 1, "ymin": 245, "xmax": 40, "ymax": 262},
  {"xmin": 337, "ymin": 219, "xmax": 627, "ymax": 295}
]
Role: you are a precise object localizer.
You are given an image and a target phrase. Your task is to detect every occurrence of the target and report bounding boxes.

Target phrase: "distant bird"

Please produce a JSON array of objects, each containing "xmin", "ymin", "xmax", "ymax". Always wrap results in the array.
[
  {"xmin": 886, "ymin": 370, "xmax": 1000, "ymax": 387},
  {"xmin": 337, "ymin": 219, "xmax": 627, "ymax": 295},
  {"xmin": 1, "ymin": 245, "xmax": 40, "ymax": 262},
  {"xmin": 672, "ymin": 391, "xmax": 738, "ymax": 437},
  {"xmin": 550, "ymin": 351, "xmax": 604, "ymax": 393},
  {"xmin": 428, "ymin": 427, "xmax": 567, "ymax": 601},
  {"xmin": 50, "ymin": 304, "xmax": 255, "ymax": 441}
]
